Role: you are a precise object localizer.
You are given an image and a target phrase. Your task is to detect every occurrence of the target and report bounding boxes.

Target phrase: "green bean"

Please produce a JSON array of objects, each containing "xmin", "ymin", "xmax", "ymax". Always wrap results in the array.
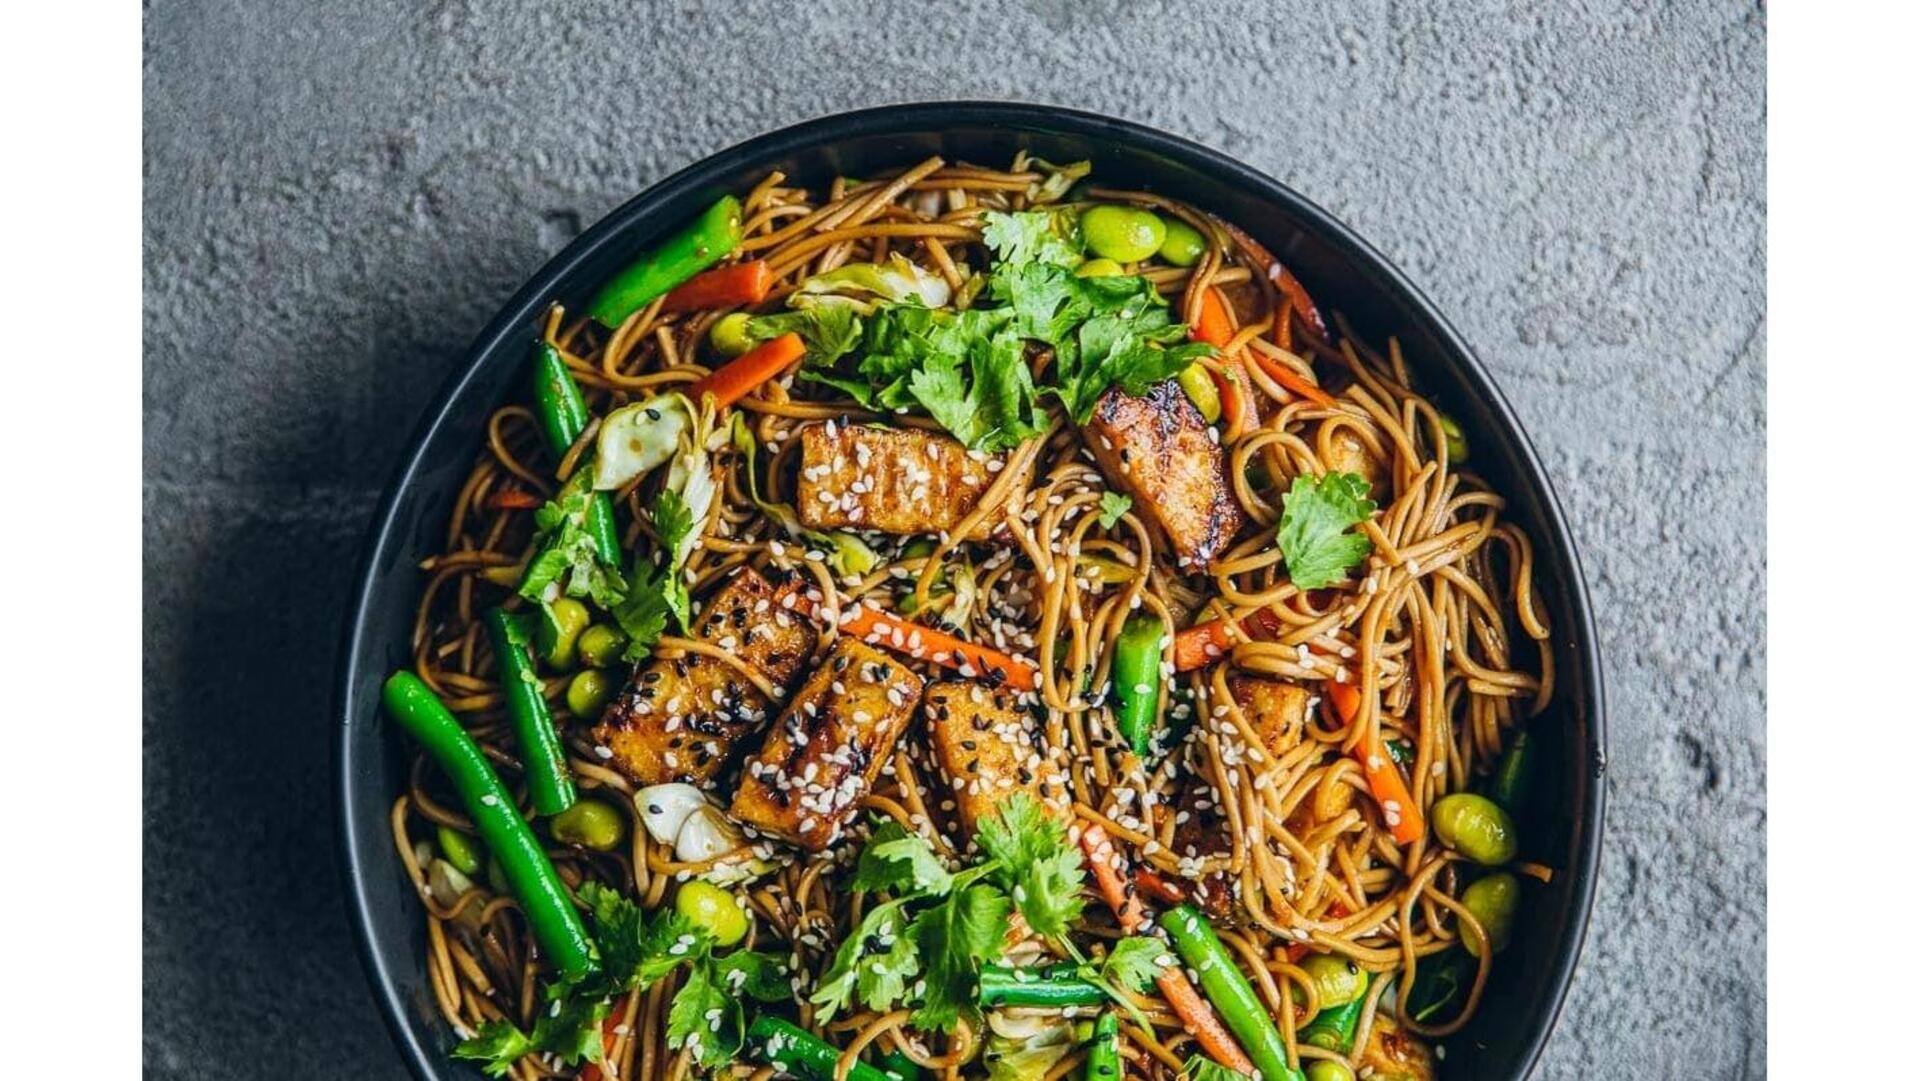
[
  {"xmin": 1111, "ymin": 616, "xmax": 1165, "ymax": 756},
  {"xmin": 1084, "ymin": 1012, "xmax": 1121, "ymax": 1081},
  {"xmin": 482, "ymin": 608, "xmax": 576, "ymax": 816},
  {"xmin": 748, "ymin": 1017, "xmax": 897, "ymax": 1081},
  {"xmin": 588, "ymin": 196, "xmax": 744, "ymax": 327},
  {"xmin": 1488, "ymin": 730, "xmax": 1534, "ymax": 811},
  {"xmin": 549, "ymin": 797, "xmax": 626, "ymax": 852},
  {"xmin": 1460, "ymin": 872, "xmax": 1520, "ymax": 957},
  {"xmin": 380, "ymin": 671, "xmax": 598, "ymax": 984},
  {"xmin": 877, "ymin": 1050, "xmax": 922, "ymax": 1081},
  {"xmin": 521, "ymin": 342, "xmax": 621, "ymax": 592},
  {"xmin": 435, "ymin": 825, "xmax": 484, "ymax": 876},
  {"xmin": 1162, "ymin": 904, "xmax": 1304, "ymax": 1081},
  {"xmin": 1431, "ymin": 793, "xmax": 1518, "ymax": 865},
  {"xmin": 1080, "ymin": 205, "xmax": 1167, "ymax": 263},
  {"xmin": 977, "ymin": 964, "xmax": 1108, "ymax": 1008}
]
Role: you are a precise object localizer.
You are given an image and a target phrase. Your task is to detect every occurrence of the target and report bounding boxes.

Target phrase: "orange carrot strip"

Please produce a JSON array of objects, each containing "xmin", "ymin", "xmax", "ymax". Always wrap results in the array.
[
  {"xmin": 685, "ymin": 332, "xmax": 805, "ymax": 411},
  {"xmin": 1326, "ymin": 680, "xmax": 1424, "ymax": 845},
  {"xmin": 1171, "ymin": 607, "xmax": 1283, "ymax": 671},
  {"xmin": 1079, "ymin": 825, "xmax": 1255, "ymax": 1074},
  {"xmin": 1132, "ymin": 865, "xmax": 1188, "ymax": 905},
  {"xmin": 659, "ymin": 260, "xmax": 772, "ymax": 313},
  {"xmin": 1208, "ymin": 216, "xmax": 1326, "ymax": 351},
  {"xmin": 780, "ymin": 591, "xmax": 1041, "ymax": 692},
  {"xmin": 1192, "ymin": 286, "xmax": 1236, "ymax": 349},
  {"xmin": 576, "ymin": 999, "xmax": 629, "ymax": 1081},
  {"xmin": 486, "ymin": 487, "xmax": 545, "ymax": 510},
  {"xmin": 1249, "ymin": 349, "xmax": 1336, "ymax": 409}
]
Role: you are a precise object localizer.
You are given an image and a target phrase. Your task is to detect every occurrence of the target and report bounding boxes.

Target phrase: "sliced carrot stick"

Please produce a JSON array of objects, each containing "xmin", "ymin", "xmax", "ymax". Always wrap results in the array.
[
  {"xmin": 1078, "ymin": 825, "xmax": 1255, "ymax": 1074},
  {"xmin": 778, "ymin": 590, "xmax": 1042, "ymax": 692},
  {"xmin": 1133, "ymin": 865, "xmax": 1188, "ymax": 905},
  {"xmin": 659, "ymin": 259, "xmax": 772, "ymax": 313},
  {"xmin": 1249, "ymin": 349, "xmax": 1336, "ymax": 409},
  {"xmin": 576, "ymin": 998, "xmax": 629, "ymax": 1081},
  {"xmin": 486, "ymin": 486, "xmax": 545, "ymax": 510},
  {"xmin": 685, "ymin": 331, "xmax": 805, "ymax": 411},
  {"xmin": 1191, "ymin": 286, "xmax": 1236, "ymax": 349},
  {"xmin": 1171, "ymin": 606, "xmax": 1284, "ymax": 671},
  {"xmin": 1326, "ymin": 679, "xmax": 1424, "ymax": 845},
  {"xmin": 1208, "ymin": 215, "xmax": 1326, "ymax": 351}
]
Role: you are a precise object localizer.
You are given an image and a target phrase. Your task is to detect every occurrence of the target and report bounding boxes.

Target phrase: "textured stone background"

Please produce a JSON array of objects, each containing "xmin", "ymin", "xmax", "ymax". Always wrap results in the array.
[{"xmin": 143, "ymin": 1, "xmax": 1766, "ymax": 1077}]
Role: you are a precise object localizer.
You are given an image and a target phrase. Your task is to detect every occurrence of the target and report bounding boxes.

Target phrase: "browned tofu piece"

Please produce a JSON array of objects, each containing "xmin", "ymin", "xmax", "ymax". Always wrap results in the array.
[
  {"xmin": 795, "ymin": 423, "xmax": 1027, "ymax": 540},
  {"xmin": 923, "ymin": 681, "xmax": 1067, "ymax": 836},
  {"xmin": 1226, "ymin": 676, "xmax": 1311, "ymax": 757},
  {"xmin": 1083, "ymin": 380, "xmax": 1244, "ymax": 569},
  {"xmin": 1359, "ymin": 1015, "xmax": 1436, "ymax": 1081},
  {"xmin": 593, "ymin": 568, "xmax": 817, "ymax": 786},
  {"xmin": 729, "ymin": 639, "xmax": 926, "ymax": 850},
  {"xmin": 1323, "ymin": 426, "xmax": 1388, "ymax": 498}
]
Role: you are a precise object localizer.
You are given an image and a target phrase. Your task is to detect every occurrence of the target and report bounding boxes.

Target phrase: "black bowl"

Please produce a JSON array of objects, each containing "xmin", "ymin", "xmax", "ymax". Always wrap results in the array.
[{"xmin": 337, "ymin": 102, "xmax": 1605, "ymax": 1081}]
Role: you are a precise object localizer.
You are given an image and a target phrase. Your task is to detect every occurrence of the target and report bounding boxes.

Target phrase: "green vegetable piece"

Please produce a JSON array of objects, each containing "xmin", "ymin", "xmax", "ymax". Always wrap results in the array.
[
  {"xmin": 436, "ymin": 825, "xmax": 484, "ymax": 876},
  {"xmin": 1111, "ymin": 616, "xmax": 1166, "ymax": 757},
  {"xmin": 1431, "ymin": 793, "xmax": 1519, "ymax": 865},
  {"xmin": 676, "ymin": 880, "xmax": 749, "ymax": 947},
  {"xmin": 709, "ymin": 311, "xmax": 756, "ymax": 357},
  {"xmin": 977, "ymin": 964, "xmax": 1108, "ymax": 1008},
  {"xmin": 588, "ymin": 195, "xmax": 744, "ymax": 327},
  {"xmin": 1405, "ymin": 948, "xmax": 1473, "ymax": 1024},
  {"xmin": 1488, "ymin": 730, "xmax": 1534, "ymax": 811},
  {"xmin": 576, "ymin": 623, "xmax": 628, "ymax": 669},
  {"xmin": 1075, "ymin": 258, "xmax": 1125, "ymax": 278},
  {"xmin": 566, "ymin": 668, "xmax": 615, "ymax": 721},
  {"xmin": 1084, "ymin": 1012, "xmax": 1121, "ymax": 1081},
  {"xmin": 1438, "ymin": 411, "xmax": 1468, "ymax": 461},
  {"xmin": 1162, "ymin": 905, "xmax": 1303, "ymax": 1081},
  {"xmin": 749, "ymin": 1017, "xmax": 900, "ymax": 1081},
  {"xmin": 1298, "ymin": 974, "xmax": 1370, "ymax": 1052},
  {"xmin": 1096, "ymin": 492, "xmax": 1133, "ymax": 530},
  {"xmin": 1297, "ymin": 953, "xmax": 1367, "ymax": 1014},
  {"xmin": 1460, "ymin": 871, "xmax": 1520, "ymax": 957},
  {"xmin": 483, "ymin": 608, "xmax": 577, "ymax": 816},
  {"xmin": 1177, "ymin": 362, "xmax": 1222, "ymax": 423},
  {"xmin": 549, "ymin": 797, "xmax": 627, "ymax": 851},
  {"xmin": 878, "ymin": 1050, "xmax": 923, "ymax": 1081},
  {"xmin": 1303, "ymin": 1061, "xmax": 1356, "ymax": 1081},
  {"xmin": 1156, "ymin": 218, "xmax": 1207, "ymax": 267},
  {"xmin": 536, "ymin": 597, "xmax": 591, "ymax": 671},
  {"xmin": 381, "ymin": 671, "xmax": 598, "ymax": 984},
  {"xmin": 1276, "ymin": 472, "xmax": 1376, "ymax": 590},
  {"xmin": 1081, "ymin": 205, "xmax": 1166, "ymax": 263},
  {"xmin": 530, "ymin": 341, "xmax": 592, "ymax": 461}
]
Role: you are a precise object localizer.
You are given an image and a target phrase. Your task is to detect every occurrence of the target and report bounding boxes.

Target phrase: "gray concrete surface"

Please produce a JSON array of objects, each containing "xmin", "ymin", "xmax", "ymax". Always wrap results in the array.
[{"xmin": 144, "ymin": 1, "xmax": 1765, "ymax": 1077}]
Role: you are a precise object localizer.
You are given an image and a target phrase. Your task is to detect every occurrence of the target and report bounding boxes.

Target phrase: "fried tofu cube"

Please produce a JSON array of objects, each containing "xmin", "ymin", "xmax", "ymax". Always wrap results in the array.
[
  {"xmin": 1359, "ymin": 1015, "xmax": 1436, "ymax": 1081},
  {"xmin": 1083, "ymin": 380, "xmax": 1244, "ymax": 569},
  {"xmin": 1226, "ymin": 676, "xmax": 1311, "ymax": 757},
  {"xmin": 593, "ymin": 568, "xmax": 817, "ymax": 786},
  {"xmin": 729, "ymin": 639, "xmax": 925, "ymax": 850},
  {"xmin": 923, "ymin": 681, "xmax": 1067, "ymax": 836},
  {"xmin": 1323, "ymin": 426, "xmax": 1388, "ymax": 498},
  {"xmin": 796, "ymin": 423, "xmax": 1027, "ymax": 540}
]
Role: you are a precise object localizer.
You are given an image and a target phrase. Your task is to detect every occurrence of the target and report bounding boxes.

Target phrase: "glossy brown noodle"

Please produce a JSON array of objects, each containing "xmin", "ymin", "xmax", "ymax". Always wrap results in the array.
[{"xmin": 390, "ymin": 154, "xmax": 1553, "ymax": 1080}]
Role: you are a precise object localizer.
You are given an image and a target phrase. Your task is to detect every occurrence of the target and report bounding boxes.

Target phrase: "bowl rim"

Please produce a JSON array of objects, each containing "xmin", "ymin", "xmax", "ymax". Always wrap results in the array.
[{"xmin": 335, "ymin": 100, "xmax": 1606, "ymax": 1081}]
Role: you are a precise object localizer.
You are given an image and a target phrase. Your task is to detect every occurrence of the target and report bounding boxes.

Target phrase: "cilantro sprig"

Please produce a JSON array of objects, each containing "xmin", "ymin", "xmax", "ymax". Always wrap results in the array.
[{"xmin": 1276, "ymin": 472, "xmax": 1377, "ymax": 589}]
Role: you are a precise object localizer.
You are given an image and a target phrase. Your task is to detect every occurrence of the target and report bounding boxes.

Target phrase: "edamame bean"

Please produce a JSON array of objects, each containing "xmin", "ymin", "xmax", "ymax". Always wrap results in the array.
[
  {"xmin": 1081, "ymin": 205, "xmax": 1166, "ymax": 263},
  {"xmin": 536, "ymin": 598, "xmax": 590, "ymax": 671},
  {"xmin": 1461, "ymin": 871, "xmax": 1520, "ymax": 956},
  {"xmin": 436, "ymin": 825, "xmax": 484, "ymax": 876},
  {"xmin": 1438, "ymin": 412, "xmax": 1468, "ymax": 461},
  {"xmin": 1431, "ymin": 793, "xmax": 1518, "ymax": 865},
  {"xmin": 676, "ymin": 880, "xmax": 749, "ymax": 946},
  {"xmin": 566, "ymin": 668, "xmax": 615, "ymax": 720},
  {"xmin": 1074, "ymin": 258, "xmax": 1125, "ymax": 278},
  {"xmin": 549, "ymin": 797, "xmax": 627, "ymax": 851},
  {"xmin": 1298, "ymin": 953, "xmax": 1368, "ymax": 1013},
  {"xmin": 709, "ymin": 312, "xmax": 755, "ymax": 358},
  {"xmin": 1304, "ymin": 1061, "xmax": 1355, "ymax": 1081},
  {"xmin": 576, "ymin": 624, "xmax": 628, "ymax": 669},
  {"xmin": 1176, "ymin": 363, "xmax": 1222, "ymax": 423},
  {"xmin": 1156, "ymin": 218, "xmax": 1206, "ymax": 267}
]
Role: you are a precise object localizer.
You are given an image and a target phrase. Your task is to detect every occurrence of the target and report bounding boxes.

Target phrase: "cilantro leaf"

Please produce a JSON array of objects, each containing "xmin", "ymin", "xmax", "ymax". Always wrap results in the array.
[
  {"xmin": 519, "ymin": 470, "xmax": 627, "ymax": 608},
  {"xmin": 908, "ymin": 882, "xmax": 1013, "ymax": 1032},
  {"xmin": 1097, "ymin": 491, "xmax": 1132, "ymax": 529},
  {"xmin": 852, "ymin": 819, "xmax": 954, "ymax": 897},
  {"xmin": 650, "ymin": 487, "xmax": 697, "ymax": 628},
  {"xmin": 1099, "ymin": 936, "xmax": 1175, "ymax": 993},
  {"xmin": 1276, "ymin": 472, "xmax": 1376, "ymax": 589},
  {"xmin": 711, "ymin": 949, "xmax": 792, "ymax": 1003},
  {"xmin": 812, "ymin": 898, "xmax": 919, "ymax": 1020},
  {"xmin": 578, "ymin": 881, "xmax": 713, "ymax": 992},
  {"xmin": 747, "ymin": 304, "xmax": 865, "ymax": 369},
  {"xmin": 610, "ymin": 556, "xmax": 673, "ymax": 658},
  {"xmin": 451, "ymin": 1019, "xmax": 535, "ymax": 1078},
  {"xmin": 975, "ymin": 794, "xmax": 1086, "ymax": 938},
  {"xmin": 980, "ymin": 210, "xmax": 1081, "ymax": 268},
  {"xmin": 667, "ymin": 959, "xmax": 740, "ymax": 1068}
]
